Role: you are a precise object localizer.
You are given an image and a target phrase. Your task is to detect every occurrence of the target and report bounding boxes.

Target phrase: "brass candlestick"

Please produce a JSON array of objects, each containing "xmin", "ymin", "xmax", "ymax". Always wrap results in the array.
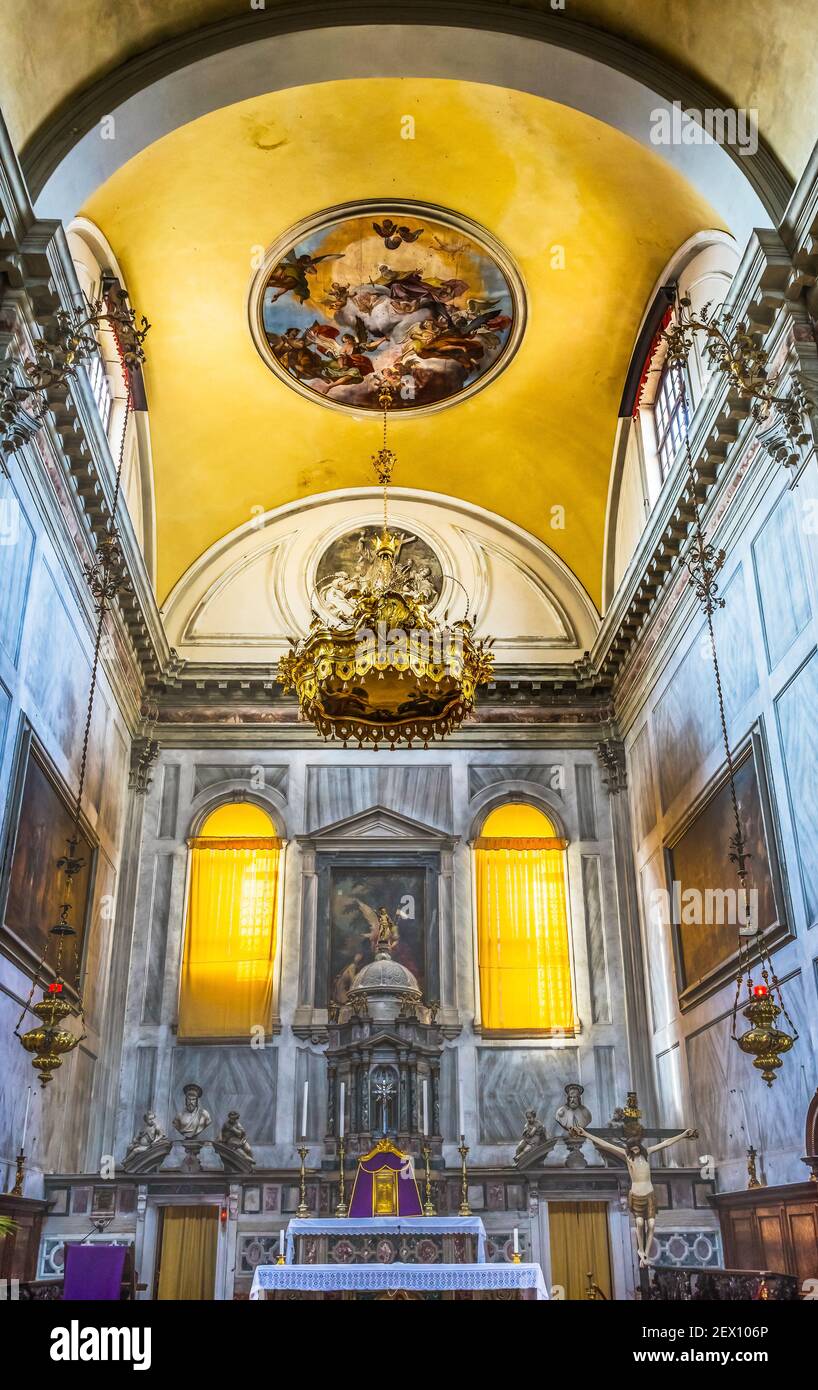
[
  {"xmin": 296, "ymin": 1145, "xmax": 310, "ymax": 1217},
  {"xmin": 335, "ymin": 1136, "xmax": 348, "ymax": 1217},
  {"xmin": 10, "ymin": 1149, "xmax": 25, "ymax": 1197},
  {"xmin": 747, "ymin": 1145, "xmax": 763, "ymax": 1189},
  {"xmin": 458, "ymin": 1134, "xmax": 471, "ymax": 1216},
  {"xmin": 421, "ymin": 1143, "xmax": 436, "ymax": 1216},
  {"xmin": 511, "ymin": 1252, "xmax": 521, "ymax": 1264}
]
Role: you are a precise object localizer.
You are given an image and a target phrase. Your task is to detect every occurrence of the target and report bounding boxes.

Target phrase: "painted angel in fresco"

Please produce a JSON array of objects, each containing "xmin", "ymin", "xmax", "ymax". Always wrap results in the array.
[
  {"xmin": 265, "ymin": 249, "xmax": 345, "ymax": 305},
  {"xmin": 312, "ymin": 318, "xmax": 386, "ymax": 385},
  {"xmin": 372, "ymin": 218, "xmax": 424, "ymax": 249},
  {"xmin": 373, "ymin": 265, "xmax": 468, "ymax": 320}
]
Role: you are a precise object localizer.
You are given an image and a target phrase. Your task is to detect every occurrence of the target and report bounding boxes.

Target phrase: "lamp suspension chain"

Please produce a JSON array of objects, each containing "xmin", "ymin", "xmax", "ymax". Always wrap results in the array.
[{"xmin": 670, "ymin": 295, "xmax": 797, "ymax": 1085}]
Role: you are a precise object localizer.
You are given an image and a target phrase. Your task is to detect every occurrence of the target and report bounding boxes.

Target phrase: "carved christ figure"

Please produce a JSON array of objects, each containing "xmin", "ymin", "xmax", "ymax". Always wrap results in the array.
[{"xmin": 572, "ymin": 1125, "xmax": 698, "ymax": 1267}]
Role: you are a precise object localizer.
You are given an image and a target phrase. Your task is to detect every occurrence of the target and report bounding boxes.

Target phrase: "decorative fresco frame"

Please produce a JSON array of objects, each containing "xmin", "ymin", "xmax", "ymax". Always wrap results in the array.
[
  {"xmin": 248, "ymin": 198, "xmax": 527, "ymax": 418},
  {"xmin": 663, "ymin": 724, "xmax": 791, "ymax": 1010}
]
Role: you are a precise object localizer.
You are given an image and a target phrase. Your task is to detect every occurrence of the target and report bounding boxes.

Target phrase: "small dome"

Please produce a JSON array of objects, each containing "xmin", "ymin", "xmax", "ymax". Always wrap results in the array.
[{"xmin": 348, "ymin": 950, "xmax": 422, "ymax": 1021}]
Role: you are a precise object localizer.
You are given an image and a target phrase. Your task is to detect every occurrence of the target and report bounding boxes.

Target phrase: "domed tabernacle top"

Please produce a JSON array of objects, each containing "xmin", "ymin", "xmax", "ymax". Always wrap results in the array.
[{"xmin": 348, "ymin": 948, "xmax": 422, "ymax": 1021}]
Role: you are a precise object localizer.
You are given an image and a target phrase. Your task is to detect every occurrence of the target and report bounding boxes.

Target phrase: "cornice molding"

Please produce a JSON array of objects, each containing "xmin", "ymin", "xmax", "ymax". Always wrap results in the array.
[{"xmin": 592, "ymin": 223, "xmax": 817, "ymax": 694}]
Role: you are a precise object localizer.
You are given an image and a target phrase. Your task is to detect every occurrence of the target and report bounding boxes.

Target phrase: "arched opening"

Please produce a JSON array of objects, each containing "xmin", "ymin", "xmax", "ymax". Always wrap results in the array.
[
  {"xmin": 178, "ymin": 801, "xmax": 284, "ymax": 1039},
  {"xmin": 474, "ymin": 802, "xmax": 574, "ymax": 1034}
]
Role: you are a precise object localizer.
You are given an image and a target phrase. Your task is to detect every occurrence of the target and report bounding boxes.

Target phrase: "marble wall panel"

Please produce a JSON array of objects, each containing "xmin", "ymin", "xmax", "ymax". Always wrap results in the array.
[
  {"xmin": 0, "ymin": 678, "xmax": 10, "ymax": 766},
  {"xmin": 593, "ymin": 1045, "xmax": 617, "ymax": 1125},
  {"xmin": 169, "ymin": 1043, "xmax": 278, "ymax": 1144},
  {"xmin": 629, "ymin": 723, "xmax": 656, "ymax": 847},
  {"xmin": 140, "ymin": 853, "xmax": 174, "ymax": 1025},
  {"xmin": 0, "ymin": 473, "xmax": 35, "ymax": 666},
  {"xmin": 653, "ymin": 567, "xmax": 758, "ymax": 813},
  {"xmin": 752, "ymin": 488, "xmax": 812, "ymax": 671},
  {"xmin": 439, "ymin": 1045, "xmax": 460, "ymax": 1141},
  {"xmin": 131, "ymin": 1046, "xmax": 158, "ymax": 1141},
  {"xmin": 193, "ymin": 762, "xmax": 288, "ymax": 803},
  {"xmin": 581, "ymin": 854, "xmax": 611, "ymax": 1024},
  {"xmin": 639, "ymin": 850, "xmax": 675, "ymax": 1033},
  {"xmin": 655, "ymin": 1044, "xmax": 685, "ymax": 1129},
  {"xmin": 575, "ymin": 763, "xmax": 597, "ymax": 839},
  {"xmin": 81, "ymin": 849, "xmax": 117, "ymax": 1024},
  {"xmin": 158, "ymin": 764, "xmax": 180, "ymax": 839},
  {"xmin": 23, "ymin": 558, "xmax": 91, "ymax": 775},
  {"xmin": 306, "ymin": 764, "xmax": 453, "ymax": 832},
  {"xmin": 476, "ymin": 1046, "xmax": 577, "ymax": 1143},
  {"xmin": 469, "ymin": 762, "xmax": 566, "ymax": 804},
  {"xmin": 685, "ymin": 973, "xmax": 817, "ymax": 1179},
  {"xmin": 293, "ymin": 1047, "xmax": 326, "ymax": 1143},
  {"xmin": 776, "ymin": 649, "xmax": 818, "ymax": 926}
]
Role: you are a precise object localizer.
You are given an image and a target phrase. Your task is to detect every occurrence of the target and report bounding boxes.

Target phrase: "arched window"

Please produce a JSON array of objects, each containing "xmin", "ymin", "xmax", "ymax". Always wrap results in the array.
[
  {"xmin": 179, "ymin": 802, "xmax": 283, "ymax": 1039},
  {"xmin": 474, "ymin": 803, "xmax": 574, "ymax": 1033}
]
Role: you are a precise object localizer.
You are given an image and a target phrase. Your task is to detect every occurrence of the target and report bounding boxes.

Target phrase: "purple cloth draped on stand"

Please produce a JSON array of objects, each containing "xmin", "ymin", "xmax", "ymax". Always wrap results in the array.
[
  {"xmin": 348, "ymin": 1144, "xmax": 422, "ymax": 1217},
  {"xmin": 64, "ymin": 1244, "xmax": 127, "ymax": 1300}
]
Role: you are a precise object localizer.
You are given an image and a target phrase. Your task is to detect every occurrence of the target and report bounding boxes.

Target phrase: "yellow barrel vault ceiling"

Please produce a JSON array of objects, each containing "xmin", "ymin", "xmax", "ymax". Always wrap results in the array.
[{"xmin": 82, "ymin": 79, "xmax": 724, "ymax": 605}]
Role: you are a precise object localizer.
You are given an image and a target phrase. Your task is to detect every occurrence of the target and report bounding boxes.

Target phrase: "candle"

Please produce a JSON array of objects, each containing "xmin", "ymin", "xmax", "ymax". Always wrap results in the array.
[
  {"xmin": 422, "ymin": 1080, "xmax": 429, "ymax": 1137},
  {"xmin": 279, "ymin": 1229, "xmax": 284, "ymax": 1256},
  {"xmin": 301, "ymin": 1080, "xmax": 309, "ymax": 1139},
  {"xmin": 20, "ymin": 1085, "xmax": 32, "ymax": 1151},
  {"xmin": 339, "ymin": 1082, "xmax": 345, "ymax": 1141},
  {"xmin": 458, "ymin": 1093, "xmax": 465, "ymax": 1142},
  {"xmin": 513, "ymin": 1227, "xmax": 519, "ymax": 1254}
]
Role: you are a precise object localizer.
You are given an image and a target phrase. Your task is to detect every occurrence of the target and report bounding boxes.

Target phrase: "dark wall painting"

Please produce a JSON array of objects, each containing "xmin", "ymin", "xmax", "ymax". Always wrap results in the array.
[
  {"xmin": 3, "ymin": 742, "xmax": 94, "ymax": 975},
  {"xmin": 668, "ymin": 745, "xmax": 782, "ymax": 996},
  {"xmin": 327, "ymin": 865, "xmax": 428, "ymax": 1006}
]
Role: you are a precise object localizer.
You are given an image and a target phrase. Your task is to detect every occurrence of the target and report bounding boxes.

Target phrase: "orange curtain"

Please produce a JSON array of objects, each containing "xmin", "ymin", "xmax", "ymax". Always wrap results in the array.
[
  {"xmin": 548, "ymin": 1201, "xmax": 612, "ymax": 1300},
  {"xmin": 475, "ymin": 803, "xmax": 573, "ymax": 1032},
  {"xmin": 179, "ymin": 807, "xmax": 282, "ymax": 1038},
  {"xmin": 157, "ymin": 1207, "xmax": 219, "ymax": 1300}
]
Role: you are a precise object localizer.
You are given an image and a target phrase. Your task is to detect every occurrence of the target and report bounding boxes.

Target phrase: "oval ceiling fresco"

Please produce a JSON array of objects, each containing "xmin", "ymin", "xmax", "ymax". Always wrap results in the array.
[{"xmin": 249, "ymin": 200, "xmax": 525, "ymax": 414}]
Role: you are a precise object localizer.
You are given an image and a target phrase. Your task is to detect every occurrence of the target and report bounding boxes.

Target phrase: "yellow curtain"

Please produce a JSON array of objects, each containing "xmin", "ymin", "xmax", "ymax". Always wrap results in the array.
[
  {"xmin": 179, "ymin": 803, "xmax": 282, "ymax": 1038},
  {"xmin": 475, "ymin": 809, "xmax": 573, "ymax": 1032},
  {"xmin": 549, "ymin": 1201, "xmax": 613, "ymax": 1300},
  {"xmin": 157, "ymin": 1207, "xmax": 219, "ymax": 1300}
]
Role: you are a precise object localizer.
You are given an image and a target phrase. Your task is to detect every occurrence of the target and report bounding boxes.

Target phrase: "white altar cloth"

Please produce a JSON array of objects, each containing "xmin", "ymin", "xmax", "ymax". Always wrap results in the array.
[
  {"xmin": 284, "ymin": 1215, "xmax": 487, "ymax": 1264},
  {"xmin": 250, "ymin": 1261, "xmax": 548, "ymax": 1299}
]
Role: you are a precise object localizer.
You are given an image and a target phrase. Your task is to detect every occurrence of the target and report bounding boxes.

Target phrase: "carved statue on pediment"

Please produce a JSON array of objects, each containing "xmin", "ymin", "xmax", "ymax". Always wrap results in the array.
[
  {"xmin": 514, "ymin": 1109, "xmax": 548, "ymax": 1164},
  {"xmin": 219, "ymin": 1111, "xmax": 256, "ymax": 1167},
  {"xmin": 122, "ymin": 1111, "xmax": 171, "ymax": 1174}
]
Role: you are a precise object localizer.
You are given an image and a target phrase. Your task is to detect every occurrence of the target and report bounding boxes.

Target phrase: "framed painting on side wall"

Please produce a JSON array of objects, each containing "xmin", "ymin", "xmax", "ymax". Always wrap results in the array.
[
  {"xmin": 665, "ymin": 727, "xmax": 790, "ymax": 1007},
  {"xmin": 0, "ymin": 726, "xmax": 96, "ymax": 984}
]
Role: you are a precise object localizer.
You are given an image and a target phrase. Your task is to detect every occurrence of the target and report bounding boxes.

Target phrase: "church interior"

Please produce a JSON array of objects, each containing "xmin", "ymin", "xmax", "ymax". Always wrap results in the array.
[{"xmin": 1, "ymin": 0, "xmax": 818, "ymax": 1314}]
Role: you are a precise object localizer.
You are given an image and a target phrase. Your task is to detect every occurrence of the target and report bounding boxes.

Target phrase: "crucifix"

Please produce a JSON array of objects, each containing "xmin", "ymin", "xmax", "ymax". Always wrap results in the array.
[{"xmin": 372, "ymin": 1073, "xmax": 396, "ymax": 1135}]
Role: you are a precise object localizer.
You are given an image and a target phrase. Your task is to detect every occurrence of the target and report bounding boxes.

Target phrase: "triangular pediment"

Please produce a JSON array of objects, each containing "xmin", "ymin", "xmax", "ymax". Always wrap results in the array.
[{"xmin": 301, "ymin": 804, "xmax": 456, "ymax": 847}]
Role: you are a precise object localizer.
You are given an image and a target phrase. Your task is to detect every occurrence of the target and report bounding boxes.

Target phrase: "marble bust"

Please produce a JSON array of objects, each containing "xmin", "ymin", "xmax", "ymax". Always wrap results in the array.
[
  {"xmin": 173, "ymin": 1083, "xmax": 212, "ymax": 1140},
  {"xmin": 555, "ymin": 1083, "xmax": 592, "ymax": 1134}
]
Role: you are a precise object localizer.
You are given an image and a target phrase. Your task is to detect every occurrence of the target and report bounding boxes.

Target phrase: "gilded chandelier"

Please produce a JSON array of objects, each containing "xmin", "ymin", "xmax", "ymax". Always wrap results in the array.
[{"xmin": 278, "ymin": 386, "xmax": 494, "ymax": 748}]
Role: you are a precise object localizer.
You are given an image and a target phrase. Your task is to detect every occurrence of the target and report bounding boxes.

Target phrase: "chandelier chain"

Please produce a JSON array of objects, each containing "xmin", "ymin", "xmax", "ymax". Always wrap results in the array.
[{"xmin": 669, "ymin": 302, "xmax": 798, "ymax": 1062}]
